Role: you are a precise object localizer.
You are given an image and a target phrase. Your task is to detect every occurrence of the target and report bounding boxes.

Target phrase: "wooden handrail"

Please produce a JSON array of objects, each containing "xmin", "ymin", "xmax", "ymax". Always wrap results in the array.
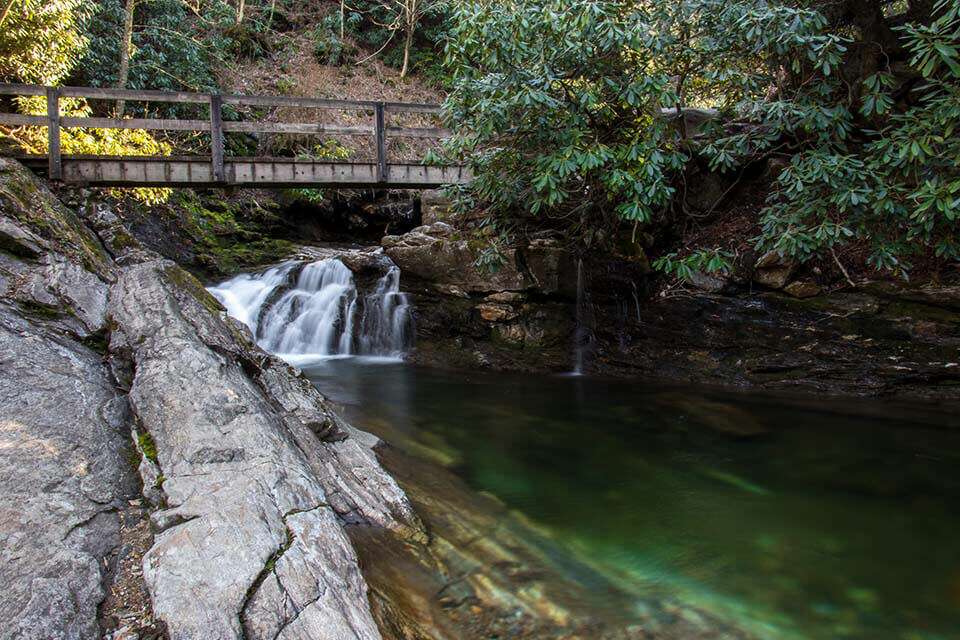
[{"xmin": 0, "ymin": 83, "xmax": 442, "ymax": 113}]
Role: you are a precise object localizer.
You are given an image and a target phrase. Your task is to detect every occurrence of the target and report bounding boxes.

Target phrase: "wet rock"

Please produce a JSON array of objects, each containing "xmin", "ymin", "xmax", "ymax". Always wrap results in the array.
[
  {"xmin": 753, "ymin": 251, "xmax": 797, "ymax": 289},
  {"xmin": 784, "ymin": 280, "xmax": 821, "ymax": 298},
  {"xmin": 689, "ymin": 271, "xmax": 728, "ymax": 293},
  {"xmin": 485, "ymin": 291, "xmax": 525, "ymax": 304},
  {"xmin": 478, "ymin": 302, "xmax": 519, "ymax": 322}
]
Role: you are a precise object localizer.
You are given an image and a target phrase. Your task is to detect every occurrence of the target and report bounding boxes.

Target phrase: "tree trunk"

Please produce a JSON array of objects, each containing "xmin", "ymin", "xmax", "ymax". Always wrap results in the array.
[
  {"xmin": 236, "ymin": 0, "xmax": 245, "ymax": 25},
  {"xmin": 400, "ymin": 20, "xmax": 414, "ymax": 78},
  {"xmin": 340, "ymin": 0, "xmax": 346, "ymax": 40},
  {"xmin": 116, "ymin": 0, "xmax": 135, "ymax": 116},
  {"xmin": 0, "ymin": 0, "xmax": 17, "ymax": 27}
]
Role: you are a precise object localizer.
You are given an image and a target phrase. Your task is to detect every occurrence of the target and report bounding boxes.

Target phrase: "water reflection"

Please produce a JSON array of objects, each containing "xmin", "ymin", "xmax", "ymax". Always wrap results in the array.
[{"xmin": 302, "ymin": 359, "xmax": 960, "ymax": 640}]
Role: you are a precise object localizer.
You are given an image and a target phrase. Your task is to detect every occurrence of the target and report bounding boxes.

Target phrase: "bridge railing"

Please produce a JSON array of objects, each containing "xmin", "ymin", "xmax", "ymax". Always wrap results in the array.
[{"xmin": 0, "ymin": 83, "xmax": 449, "ymax": 184}]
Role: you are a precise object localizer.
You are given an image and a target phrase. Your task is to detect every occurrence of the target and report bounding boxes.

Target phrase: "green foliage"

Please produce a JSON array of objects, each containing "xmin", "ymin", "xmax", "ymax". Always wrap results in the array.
[
  {"xmin": 74, "ymin": 0, "xmax": 240, "ymax": 108},
  {"xmin": 0, "ymin": 0, "xmax": 91, "ymax": 84},
  {"xmin": 311, "ymin": 11, "xmax": 359, "ymax": 66},
  {"xmin": 444, "ymin": 0, "xmax": 960, "ymax": 279},
  {"xmin": 340, "ymin": 0, "xmax": 449, "ymax": 78},
  {"xmin": 751, "ymin": 0, "xmax": 960, "ymax": 278},
  {"xmin": 653, "ymin": 248, "xmax": 734, "ymax": 282}
]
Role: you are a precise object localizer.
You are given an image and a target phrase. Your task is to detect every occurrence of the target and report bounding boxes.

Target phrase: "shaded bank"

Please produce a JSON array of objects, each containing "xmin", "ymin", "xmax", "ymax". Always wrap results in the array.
[{"xmin": 382, "ymin": 220, "xmax": 960, "ymax": 400}]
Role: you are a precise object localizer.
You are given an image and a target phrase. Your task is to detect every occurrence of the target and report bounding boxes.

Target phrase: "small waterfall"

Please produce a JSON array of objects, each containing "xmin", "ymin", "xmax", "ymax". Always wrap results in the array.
[
  {"xmin": 571, "ymin": 258, "xmax": 590, "ymax": 375},
  {"xmin": 208, "ymin": 258, "xmax": 412, "ymax": 362},
  {"xmin": 631, "ymin": 281, "xmax": 642, "ymax": 323}
]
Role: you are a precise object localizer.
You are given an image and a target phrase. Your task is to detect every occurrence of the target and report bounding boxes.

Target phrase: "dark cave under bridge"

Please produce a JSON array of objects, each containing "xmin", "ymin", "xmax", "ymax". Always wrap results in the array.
[{"xmin": 0, "ymin": 84, "xmax": 470, "ymax": 189}]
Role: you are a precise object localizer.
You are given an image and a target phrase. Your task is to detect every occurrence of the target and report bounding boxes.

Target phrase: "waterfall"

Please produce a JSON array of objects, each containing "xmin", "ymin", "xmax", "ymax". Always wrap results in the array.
[
  {"xmin": 571, "ymin": 258, "xmax": 589, "ymax": 375},
  {"xmin": 208, "ymin": 258, "xmax": 412, "ymax": 363}
]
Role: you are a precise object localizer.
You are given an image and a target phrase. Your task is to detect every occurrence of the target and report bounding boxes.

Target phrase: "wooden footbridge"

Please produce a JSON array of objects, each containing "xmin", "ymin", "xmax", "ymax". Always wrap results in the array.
[{"xmin": 0, "ymin": 84, "xmax": 470, "ymax": 189}]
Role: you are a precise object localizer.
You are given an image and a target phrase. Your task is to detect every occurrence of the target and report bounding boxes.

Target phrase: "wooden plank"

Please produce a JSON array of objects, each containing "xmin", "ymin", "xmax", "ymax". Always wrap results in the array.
[
  {"xmin": 375, "ymin": 103, "xmax": 387, "ymax": 182},
  {"xmin": 385, "ymin": 126, "xmax": 450, "ymax": 139},
  {"xmin": 221, "ymin": 121, "xmax": 373, "ymax": 135},
  {"xmin": 222, "ymin": 94, "xmax": 375, "ymax": 110},
  {"xmin": 210, "ymin": 94, "xmax": 225, "ymax": 183},
  {"xmin": 60, "ymin": 86, "xmax": 209, "ymax": 104},
  {"xmin": 383, "ymin": 102, "xmax": 441, "ymax": 114},
  {"xmin": 1, "ymin": 83, "xmax": 441, "ymax": 112},
  {"xmin": 46, "ymin": 87, "xmax": 61, "ymax": 181},
  {"xmin": 61, "ymin": 116, "xmax": 211, "ymax": 131},
  {"xmin": 0, "ymin": 113, "xmax": 47, "ymax": 126},
  {"xmin": 0, "ymin": 83, "xmax": 47, "ymax": 97}
]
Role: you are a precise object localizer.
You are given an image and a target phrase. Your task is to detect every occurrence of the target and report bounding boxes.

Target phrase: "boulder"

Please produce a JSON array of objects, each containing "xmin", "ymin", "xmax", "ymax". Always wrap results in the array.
[
  {"xmin": 783, "ymin": 280, "xmax": 821, "ymax": 299},
  {"xmin": 382, "ymin": 224, "xmax": 572, "ymax": 295},
  {"xmin": 753, "ymin": 251, "xmax": 797, "ymax": 289},
  {"xmin": 689, "ymin": 271, "xmax": 728, "ymax": 293},
  {"xmin": 383, "ymin": 224, "xmax": 527, "ymax": 293}
]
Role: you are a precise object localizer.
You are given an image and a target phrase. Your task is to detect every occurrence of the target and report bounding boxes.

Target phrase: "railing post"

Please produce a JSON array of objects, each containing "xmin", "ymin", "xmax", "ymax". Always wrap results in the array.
[
  {"xmin": 46, "ymin": 87, "xmax": 62, "ymax": 181},
  {"xmin": 209, "ymin": 93, "xmax": 225, "ymax": 182},
  {"xmin": 375, "ymin": 102, "xmax": 387, "ymax": 183}
]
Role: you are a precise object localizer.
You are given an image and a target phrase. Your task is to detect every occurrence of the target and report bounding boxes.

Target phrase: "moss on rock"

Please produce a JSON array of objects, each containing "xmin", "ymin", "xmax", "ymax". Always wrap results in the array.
[{"xmin": 0, "ymin": 159, "xmax": 111, "ymax": 277}]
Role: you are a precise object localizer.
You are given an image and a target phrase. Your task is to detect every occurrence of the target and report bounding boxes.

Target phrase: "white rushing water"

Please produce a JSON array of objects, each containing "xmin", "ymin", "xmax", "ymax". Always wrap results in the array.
[{"xmin": 208, "ymin": 258, "xmax": 412, "ymax": 364}]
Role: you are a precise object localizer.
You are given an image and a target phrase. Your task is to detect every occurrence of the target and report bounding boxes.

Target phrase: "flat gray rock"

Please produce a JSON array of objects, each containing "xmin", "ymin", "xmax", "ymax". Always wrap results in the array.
[{"xmin": 0, "ymin": 306, "xmax": 130, "ymax": 640}]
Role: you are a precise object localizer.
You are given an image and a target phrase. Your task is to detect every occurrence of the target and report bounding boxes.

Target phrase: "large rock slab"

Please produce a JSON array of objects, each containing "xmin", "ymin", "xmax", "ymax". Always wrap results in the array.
[
  {"xmin": 382, "ymin": 223, "xmax": 573, "ymax": 296},
  {"xmin": 0, "ymin": 306, "xmax": 130, "ymax": 639},
  {"xmin": 0, "ymin": 163, "xmax": 133, "ymax": 640},
  {"xmin": 110, "ymin": 260, "xmax": 416, "ymax": 640},
  {"xmin": 383, "ymin": 222, "xmax": 527, "ymax": 293}
]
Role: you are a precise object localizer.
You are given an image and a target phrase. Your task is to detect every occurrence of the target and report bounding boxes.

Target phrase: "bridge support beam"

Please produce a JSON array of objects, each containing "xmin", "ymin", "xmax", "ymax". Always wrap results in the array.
[
  {"xmin": 209, "ymin": 94, "xmax": 225, "ymax": 183},
  {"xmin": 374, "ymin": 102, "xmax": 387, "ymax": 183},
  {"xmin": 46, "ymin": 87, "xmax": 61, "ymax": 181}
]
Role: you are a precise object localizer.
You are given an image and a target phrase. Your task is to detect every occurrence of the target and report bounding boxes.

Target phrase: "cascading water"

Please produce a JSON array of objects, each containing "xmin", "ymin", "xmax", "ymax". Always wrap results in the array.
[
  {"xmin": 570, "ymin": 257, "xmax": 591, "ymax": 375},
  {"xmin": 208, "ymin": 257, "xmax": 412, "ymax": 363}
]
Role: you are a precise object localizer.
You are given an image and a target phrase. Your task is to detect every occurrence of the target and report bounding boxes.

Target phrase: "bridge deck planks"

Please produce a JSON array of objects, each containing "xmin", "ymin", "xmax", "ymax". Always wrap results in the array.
[{"xmin": 16, "ymin": 155, "xmax": 471, "ymax": 188}]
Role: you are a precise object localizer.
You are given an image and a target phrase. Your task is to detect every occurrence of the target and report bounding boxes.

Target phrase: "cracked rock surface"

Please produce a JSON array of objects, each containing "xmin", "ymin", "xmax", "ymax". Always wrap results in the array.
[
  {"xmin": 110, "ymin": 260, "xmax": 398, "ymax": 640},
  {"xmin": 0, "ymin": 160, "xmax": 133, "ymax": 639}
]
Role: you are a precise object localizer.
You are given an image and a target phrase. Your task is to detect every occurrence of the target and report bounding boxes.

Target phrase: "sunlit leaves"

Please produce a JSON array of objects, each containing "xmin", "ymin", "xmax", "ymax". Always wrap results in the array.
[{"xmin": 0, "ymin": 0, "xmax": 91, "ymax": 84}]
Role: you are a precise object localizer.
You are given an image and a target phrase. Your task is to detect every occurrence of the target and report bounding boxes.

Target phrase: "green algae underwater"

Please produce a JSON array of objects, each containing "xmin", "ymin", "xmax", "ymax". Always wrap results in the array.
[{"xmin": 303, "ymin": 359, "xmax": 960, "ymax": 640}]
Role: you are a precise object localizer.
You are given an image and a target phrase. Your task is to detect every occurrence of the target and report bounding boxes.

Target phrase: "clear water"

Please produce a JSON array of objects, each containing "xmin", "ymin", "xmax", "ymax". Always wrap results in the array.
[{"xmin": 301, "ymin": 358, "xmax": 960, "ymax": 640}]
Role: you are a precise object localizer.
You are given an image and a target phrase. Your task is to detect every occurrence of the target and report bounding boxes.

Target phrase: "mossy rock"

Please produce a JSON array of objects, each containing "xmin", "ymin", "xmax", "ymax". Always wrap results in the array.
[
  {"xmin": 163, "ymin": 263, "xmax": 224, "ymax": 316},
  {"xmin": 0, "ymin": 159, "xmax": 111, "ymax": 277}
]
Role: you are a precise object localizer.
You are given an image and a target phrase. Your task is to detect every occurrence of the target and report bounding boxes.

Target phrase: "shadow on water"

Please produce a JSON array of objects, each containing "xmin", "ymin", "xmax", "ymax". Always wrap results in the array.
[{"xmin": 301, "ymin": 358, "xmax": 960, "ymax": 640}]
